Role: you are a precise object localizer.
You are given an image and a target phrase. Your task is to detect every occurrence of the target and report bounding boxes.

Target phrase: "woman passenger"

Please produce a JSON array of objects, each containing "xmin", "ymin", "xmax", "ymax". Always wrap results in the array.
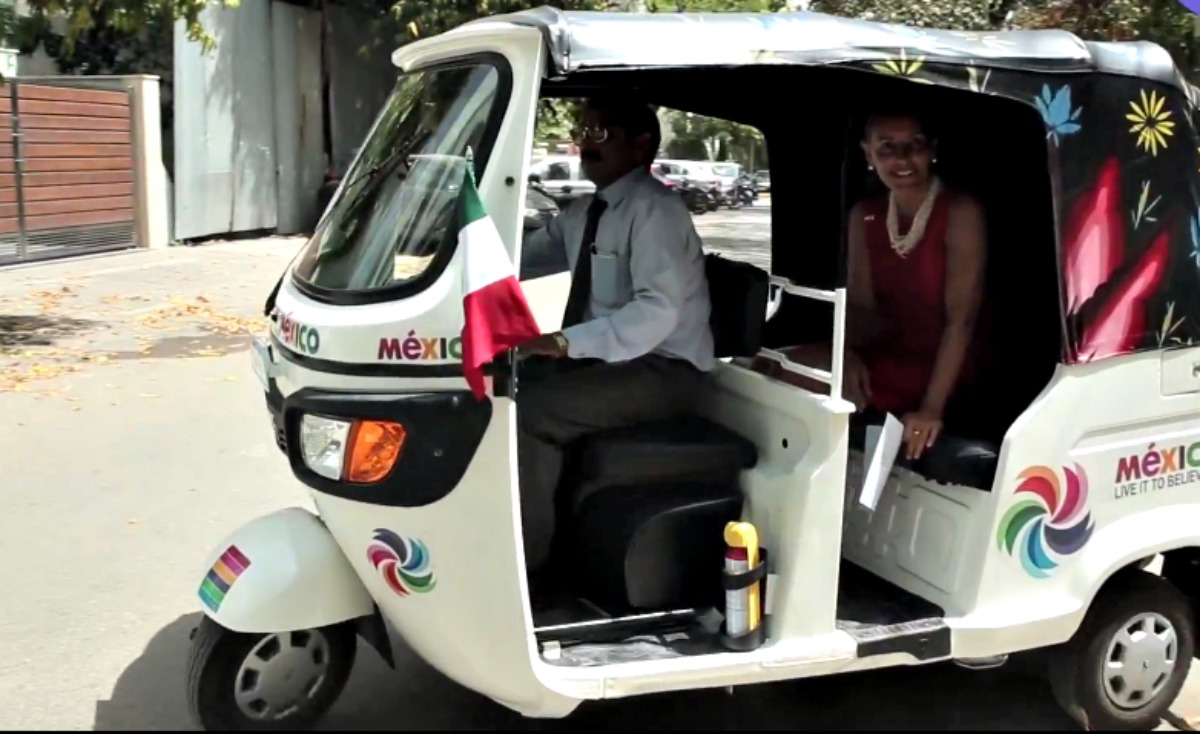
[{"xmin": 756, "ymin": 107, "xmax": 990, "ymax": 462}]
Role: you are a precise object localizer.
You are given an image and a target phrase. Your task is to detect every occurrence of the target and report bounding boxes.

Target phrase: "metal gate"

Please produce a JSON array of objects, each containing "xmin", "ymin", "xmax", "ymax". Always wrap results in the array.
[{"xmin": 0, "ymin": 78, "xmax": 138, "ymax": 265}]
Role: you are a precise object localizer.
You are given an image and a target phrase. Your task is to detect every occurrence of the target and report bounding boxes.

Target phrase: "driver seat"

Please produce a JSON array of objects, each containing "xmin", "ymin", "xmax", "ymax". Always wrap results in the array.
[{"xmin": 556, "ymin": 254, "xmax": 768, "ymax": 613}]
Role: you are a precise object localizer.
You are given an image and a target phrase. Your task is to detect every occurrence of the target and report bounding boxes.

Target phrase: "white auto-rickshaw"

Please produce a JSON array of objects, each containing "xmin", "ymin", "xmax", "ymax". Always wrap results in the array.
[{"xmin": 185, "ymin": 6, "xmax": 1200, "ymax": 731}]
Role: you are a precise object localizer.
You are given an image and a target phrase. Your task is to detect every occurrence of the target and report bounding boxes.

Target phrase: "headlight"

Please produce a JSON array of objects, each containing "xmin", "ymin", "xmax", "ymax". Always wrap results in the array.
[
  {"xmin": 300, "ymin": 414, "xmax": 351, "ymax": 480},
  {"xmin": 299, "ymin": 413, "xmax": 407, "ymax": 483}
]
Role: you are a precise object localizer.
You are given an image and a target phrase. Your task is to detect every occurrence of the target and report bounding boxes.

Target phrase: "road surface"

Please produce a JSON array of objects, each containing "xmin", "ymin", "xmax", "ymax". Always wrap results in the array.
[{"xmin": 0, "ymin": 206, "xmax": 1197, "ymax": 731}]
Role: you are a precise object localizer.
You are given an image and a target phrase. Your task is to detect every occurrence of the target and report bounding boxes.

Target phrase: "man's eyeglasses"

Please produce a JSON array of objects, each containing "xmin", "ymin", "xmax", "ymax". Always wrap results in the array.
[{"xmin": 571, "ymin": 124, "xmax": 610, "ymax": 144}]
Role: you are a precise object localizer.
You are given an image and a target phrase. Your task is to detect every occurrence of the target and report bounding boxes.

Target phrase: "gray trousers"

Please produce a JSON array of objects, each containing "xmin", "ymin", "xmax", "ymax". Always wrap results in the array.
[{"xmin": 516, "ymin": 353, "xmax": 705, "ymax": 572}]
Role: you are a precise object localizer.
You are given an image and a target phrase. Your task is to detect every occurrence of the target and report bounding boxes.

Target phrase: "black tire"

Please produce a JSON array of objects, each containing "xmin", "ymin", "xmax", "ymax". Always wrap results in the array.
[
  {"xmin": 1048, "ymin": 571, "xmax": 1194, "ymax": 731},
  {"xmin": 186, "ymin": 616, "xmax": 358, "ymax": 731}
]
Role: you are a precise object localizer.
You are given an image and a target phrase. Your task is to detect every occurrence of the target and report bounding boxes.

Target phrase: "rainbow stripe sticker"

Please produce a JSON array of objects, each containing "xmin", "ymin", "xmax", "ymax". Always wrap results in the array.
[{"xmin": 199, "ymin": 545, "xmax": 252, "ymax": 612}]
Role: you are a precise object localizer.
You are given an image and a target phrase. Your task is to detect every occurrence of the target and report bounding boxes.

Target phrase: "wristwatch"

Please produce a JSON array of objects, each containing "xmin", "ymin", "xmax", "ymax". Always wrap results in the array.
[{"xmin": 552, "ymin": 331, "xmax": 569, "ymax": 356}]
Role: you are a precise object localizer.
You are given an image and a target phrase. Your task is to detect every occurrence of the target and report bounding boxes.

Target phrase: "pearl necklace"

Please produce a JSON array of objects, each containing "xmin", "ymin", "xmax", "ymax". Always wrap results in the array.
[{"xmin": 886, "ymin": 176, "xmax": 942, "ymax": 258}]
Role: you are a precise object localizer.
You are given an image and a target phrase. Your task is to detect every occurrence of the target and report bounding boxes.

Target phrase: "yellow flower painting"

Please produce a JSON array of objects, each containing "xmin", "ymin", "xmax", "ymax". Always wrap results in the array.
[
  {"xmin": 872, "ymin": 50, "xmax": 933, "ymax": 84},
  {"xmin": 1126, "ymin": 89, "xmax": 1175, "ymax": 157}
]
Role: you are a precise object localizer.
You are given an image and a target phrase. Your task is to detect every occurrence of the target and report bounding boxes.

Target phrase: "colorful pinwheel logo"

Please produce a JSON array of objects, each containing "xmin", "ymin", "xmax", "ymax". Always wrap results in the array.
[
  {"xmin": 996, "ymin": 465, "xmax": 1095, "ymax": 579},
  {"xmin": 367, "ymin": 529, "xmax": 436, "ymax": 596}
]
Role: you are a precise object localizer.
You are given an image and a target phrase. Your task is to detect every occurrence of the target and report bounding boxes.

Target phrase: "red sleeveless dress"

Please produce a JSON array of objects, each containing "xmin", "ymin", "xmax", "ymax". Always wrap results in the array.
[{"xmin": 857, "ymin": 189, "xmax": 987, "ymax": 416}]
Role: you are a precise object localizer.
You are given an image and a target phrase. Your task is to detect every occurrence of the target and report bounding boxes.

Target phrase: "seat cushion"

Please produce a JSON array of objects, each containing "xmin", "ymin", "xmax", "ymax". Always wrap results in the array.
[
  {"xmin": 567, "ymin": 415, "xmax": 758, "ymax": 512},
  {"xmin": 850, "ymin": 414, "xmax": 999, "ymax": 491},
  {"xmin": 907, "ymin": 435, "xmax": 999, "ymax": 490},
  {"xmin": 706, "ymin": 253, "xmax": 770, "ymax": 358},
  {"xmin": 572, "ymin": 482, "xmax": 743, "ymax": 611}
]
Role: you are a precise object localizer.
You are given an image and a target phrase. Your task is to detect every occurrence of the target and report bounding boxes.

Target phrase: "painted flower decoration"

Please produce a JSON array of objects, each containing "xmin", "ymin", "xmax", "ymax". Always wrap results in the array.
[
  {"xmin": 1130, "ymin": 180, "xmax": 1160, "ymax": 230},
  {"xmin": 1062, "ymin": 156, "xmax": 1171, "ymax": 362},
  {"xmin": 1191, "ymin": 210, "xmax": 1200, "ymax": 268},
  {"xmin": 872, "ymin": 50, "xmax": 933, "ymax": 84},
  {"xmin": 1126, "ymin": 89, "xmax": 1175, "ymax": 157},
  {"xmin": 1034, "ymin": 84, "xmax": 1082, "ymax": 146},
  {"xmin": 967, "ymin": 66, "xmax": 991, "ymax": 94}
]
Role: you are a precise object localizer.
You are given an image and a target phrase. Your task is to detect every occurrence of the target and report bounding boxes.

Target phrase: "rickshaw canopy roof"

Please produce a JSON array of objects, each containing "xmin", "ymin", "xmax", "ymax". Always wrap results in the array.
[{"xmin": 455, "ymin": 5, "xmax": 1187, "ymax": 93}]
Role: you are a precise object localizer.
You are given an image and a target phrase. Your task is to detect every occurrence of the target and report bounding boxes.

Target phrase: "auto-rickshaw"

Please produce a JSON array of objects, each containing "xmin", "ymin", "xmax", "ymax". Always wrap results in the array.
[{"xmin": 185, "ymin": 5, "xmax": 1200, "ymax": 731}]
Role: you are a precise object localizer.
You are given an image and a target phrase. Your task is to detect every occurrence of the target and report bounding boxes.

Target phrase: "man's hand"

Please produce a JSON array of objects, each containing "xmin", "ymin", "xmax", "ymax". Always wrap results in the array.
[{"xmin": 517, "ymin": 332, "xmax": 568, "ymax": 359}]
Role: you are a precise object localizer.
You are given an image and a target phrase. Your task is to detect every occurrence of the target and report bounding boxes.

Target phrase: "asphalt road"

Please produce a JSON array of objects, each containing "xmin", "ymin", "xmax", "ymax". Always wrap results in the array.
[
  {"xmin": 1, "ymin": 206, "xmax": 1197, "ymax": 731},
  {"xmin": 693, "ymin": 199, "xmax": 772, "ymax": 271}
]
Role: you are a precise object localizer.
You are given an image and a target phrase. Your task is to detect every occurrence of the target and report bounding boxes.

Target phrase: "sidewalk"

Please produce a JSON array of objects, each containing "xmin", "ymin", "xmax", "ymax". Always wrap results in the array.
[{"xmin": 0, "ymin": 236, "xmax": 304, "ymax": 397}]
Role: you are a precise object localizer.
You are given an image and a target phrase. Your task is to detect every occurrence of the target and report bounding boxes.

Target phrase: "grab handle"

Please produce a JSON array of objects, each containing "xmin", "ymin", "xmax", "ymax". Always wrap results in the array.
[{"xmin": 766, "ymin": 282, "xmax": 784, "ymax": 322}]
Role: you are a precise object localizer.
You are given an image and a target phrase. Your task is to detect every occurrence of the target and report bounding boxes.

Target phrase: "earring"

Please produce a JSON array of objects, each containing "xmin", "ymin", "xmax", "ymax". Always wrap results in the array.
[{"xmin": 867, "ymin": 164, "xmax": 874, "ymax": 171}]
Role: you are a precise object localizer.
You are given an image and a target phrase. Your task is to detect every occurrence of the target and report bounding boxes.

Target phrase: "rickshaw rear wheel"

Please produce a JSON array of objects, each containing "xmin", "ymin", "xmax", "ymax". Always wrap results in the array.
[
  {"xmin": 186, "ymin": 616, "xmax": 358, "ymax": 731},
  {"xmin": 1047, "ymin": 570, "xmax": 1194, "ymax": 731}
]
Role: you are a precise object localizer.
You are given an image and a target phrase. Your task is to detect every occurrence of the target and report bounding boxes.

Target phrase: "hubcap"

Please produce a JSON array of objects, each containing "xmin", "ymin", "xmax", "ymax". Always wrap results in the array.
[
  {"xmin": 234, "ymin": 630, "xmax": 331, "ymax": 721},
  {"xmin": 1102, "ymin": 612, "xmax": 1178, "ymax": 711}
]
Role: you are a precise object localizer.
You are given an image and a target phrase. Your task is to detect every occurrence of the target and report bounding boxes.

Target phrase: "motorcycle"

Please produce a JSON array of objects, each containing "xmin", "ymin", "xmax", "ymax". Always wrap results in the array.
[
  {"xmin": 735, "ymin": 175, "xmax": 758, "ymax": 207},
  {"xmin": 675, "ymin": 177, "xmax": 711, "ymax": 215}
]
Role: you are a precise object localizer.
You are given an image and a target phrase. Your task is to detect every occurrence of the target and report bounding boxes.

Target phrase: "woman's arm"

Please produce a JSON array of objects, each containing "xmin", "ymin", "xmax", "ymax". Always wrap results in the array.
[
  {"xmin": 846, "ymin": 201, "xmax": 880, "ymax": 351},
  {"xmin": 921, "ymin": 194, "xmax": 988, "ymax": 419}
]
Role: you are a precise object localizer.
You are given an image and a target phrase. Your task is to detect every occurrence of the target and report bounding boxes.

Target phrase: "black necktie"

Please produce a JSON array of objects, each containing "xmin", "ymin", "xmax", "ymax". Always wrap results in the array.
[{"xmin": 561, "ymin": 196, "xmax": 608, "ymax": 329}]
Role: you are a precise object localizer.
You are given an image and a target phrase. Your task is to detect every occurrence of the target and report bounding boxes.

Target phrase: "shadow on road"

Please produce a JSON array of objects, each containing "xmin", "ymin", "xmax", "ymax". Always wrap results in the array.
[
  {"xmin": 103, "ymin": 330, "xmax": 253, "ymax": 362},
  {"xmin": 0, "ymin": 313, "xmax": 100, "ymax": 349},
  {"xmin": 94, "ymin": 614, "xmax": 203, "ymax": 731},
  {"xmin": 95, "ymin": 614, "xmax": 1088, "ymax": 731},
  {"xmin": 563, "ymin": 661, "xmax": 1082, "ymax": 731}
]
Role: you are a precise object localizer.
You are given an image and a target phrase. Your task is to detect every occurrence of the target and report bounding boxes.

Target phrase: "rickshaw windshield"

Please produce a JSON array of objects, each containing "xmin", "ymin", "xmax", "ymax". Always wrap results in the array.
[{"xmin": 291, "ymin": 58, "xmax": 508, "ymax": 294}]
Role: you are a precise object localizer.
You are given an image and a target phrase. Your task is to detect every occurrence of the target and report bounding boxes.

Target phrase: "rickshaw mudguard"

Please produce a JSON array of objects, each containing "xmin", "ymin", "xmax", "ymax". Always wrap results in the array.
[
  {"xmin": 196, "ymin": 506, "xmax": 378, "ymax": 636},
  {"xmin": 966, "ymin": 504, "xmax": 1200, "ymax": 656},
  {"xmin": 1078, "ymin": 504, "xmax": 1200, "ymax": 604}
]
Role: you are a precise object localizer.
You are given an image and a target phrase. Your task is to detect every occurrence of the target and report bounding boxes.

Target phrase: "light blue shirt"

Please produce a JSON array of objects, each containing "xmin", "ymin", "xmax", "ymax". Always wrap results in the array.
[{"xmin": 525, "ymin": 167, "xmax": 717, "ymax": 372}]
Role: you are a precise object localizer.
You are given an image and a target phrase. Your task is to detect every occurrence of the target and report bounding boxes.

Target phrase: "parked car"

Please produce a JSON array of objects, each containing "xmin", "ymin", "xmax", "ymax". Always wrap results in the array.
[
  {"xmin": 528, "ymin": 155, "xmax": 595, "ymax": 206},
  {"xmin": 524, "ymin": 181, "xmax": 560, "ymax": 231}
]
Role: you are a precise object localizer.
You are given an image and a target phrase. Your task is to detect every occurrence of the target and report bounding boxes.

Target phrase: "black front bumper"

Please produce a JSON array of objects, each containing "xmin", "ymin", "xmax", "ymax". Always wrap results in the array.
[
  {"xmin": 265, "ymin": 378, "xmax": 287, "ymax": 454},
  {"xmin": 263, "ymin": 380, "xmax": 494, "ymax": 508}
]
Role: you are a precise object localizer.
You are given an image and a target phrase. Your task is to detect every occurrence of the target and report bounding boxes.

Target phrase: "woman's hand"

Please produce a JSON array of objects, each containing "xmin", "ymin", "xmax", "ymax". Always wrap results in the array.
[{"xmin": 900, "ymin": 408, "xmax": 943, "ymax": 461}]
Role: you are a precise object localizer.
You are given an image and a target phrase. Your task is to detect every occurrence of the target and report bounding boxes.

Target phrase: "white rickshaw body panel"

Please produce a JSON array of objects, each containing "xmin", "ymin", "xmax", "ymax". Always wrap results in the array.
[{"xmin": 196, "ymin": 507, "xmax": 376, "ymax": 633}]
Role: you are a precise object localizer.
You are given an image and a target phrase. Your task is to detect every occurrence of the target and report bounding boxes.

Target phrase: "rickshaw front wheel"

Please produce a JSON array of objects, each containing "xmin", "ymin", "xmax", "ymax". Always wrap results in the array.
[
  {"xmin": 1047, "ymin": 570, "xmax": 1195, "ymax": 731},
  {"xmin": 186, "ymin": 616, "xmax": 358, "ymax": 731}
]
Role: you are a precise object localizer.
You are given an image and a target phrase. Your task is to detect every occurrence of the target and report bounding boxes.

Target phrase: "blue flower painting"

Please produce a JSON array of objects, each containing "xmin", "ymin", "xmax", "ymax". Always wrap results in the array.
[
  {"xmin": 1190, "ymin": 210, "xmax": 1200, "ymax": 268},
  {"xmin": 1036, "ymin": 84, "xmax": 1083, "ymax": 146}
]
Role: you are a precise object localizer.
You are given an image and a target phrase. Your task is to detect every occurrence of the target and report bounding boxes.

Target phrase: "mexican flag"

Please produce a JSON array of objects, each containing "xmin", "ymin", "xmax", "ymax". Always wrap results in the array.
[{"xmin": 459, "ymin": 165, "xmax": 541, "ymax": 400}]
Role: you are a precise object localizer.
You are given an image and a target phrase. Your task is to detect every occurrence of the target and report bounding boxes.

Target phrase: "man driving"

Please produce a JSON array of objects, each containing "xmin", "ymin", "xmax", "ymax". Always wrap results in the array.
[{"xmin": 517, "ymin": 96, "xmax": 716, "ymax": 584}]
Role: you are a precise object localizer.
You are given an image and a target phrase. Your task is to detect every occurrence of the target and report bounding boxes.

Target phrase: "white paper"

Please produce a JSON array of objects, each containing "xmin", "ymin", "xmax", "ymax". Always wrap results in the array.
[{"xmin": 859, "ymin": 413, "xmax": 904, "ymax": 510}]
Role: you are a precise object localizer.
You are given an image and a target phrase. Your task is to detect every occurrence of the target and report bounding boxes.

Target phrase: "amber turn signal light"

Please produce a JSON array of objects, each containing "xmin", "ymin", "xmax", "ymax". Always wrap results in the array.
[{"xmin": 346, "ymin": 419, "xmax": 407, "ymax": 483}]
